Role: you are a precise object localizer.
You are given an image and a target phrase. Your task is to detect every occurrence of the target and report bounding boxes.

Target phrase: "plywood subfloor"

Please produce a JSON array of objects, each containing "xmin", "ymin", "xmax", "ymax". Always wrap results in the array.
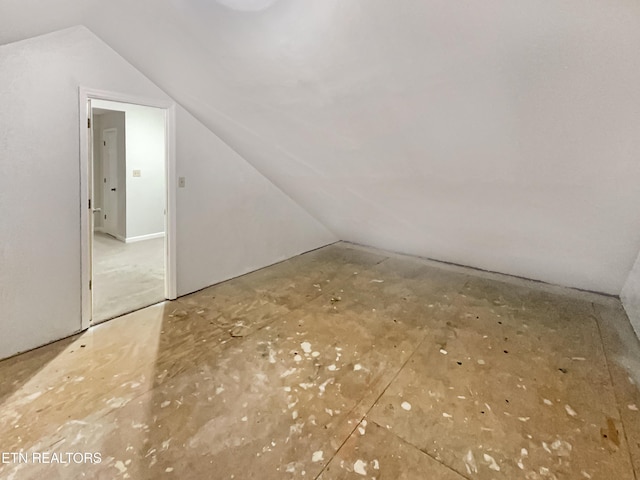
[{"xmin": 1, "ymin": 242, "xmax": 639, "ymax": 479}]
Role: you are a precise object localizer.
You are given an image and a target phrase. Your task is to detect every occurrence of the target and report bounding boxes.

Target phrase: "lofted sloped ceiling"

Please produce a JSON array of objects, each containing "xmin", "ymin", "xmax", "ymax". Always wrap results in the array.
[{"xmin": 3, "ymin": 0, "xmax": 640, "ymax": 294}]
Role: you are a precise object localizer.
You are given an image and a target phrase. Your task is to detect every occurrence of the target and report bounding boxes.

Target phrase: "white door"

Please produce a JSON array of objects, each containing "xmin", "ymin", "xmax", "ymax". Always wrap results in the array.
[{"xmin": 102, "ymin": 129, "xmax": 119, "ymax": 237}]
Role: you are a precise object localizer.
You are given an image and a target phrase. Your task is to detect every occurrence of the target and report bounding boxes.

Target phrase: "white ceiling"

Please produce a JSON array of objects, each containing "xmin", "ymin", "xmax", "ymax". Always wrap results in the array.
[{"xmin": 3, "ymin": 0, "xmax": 640, "ymax": 293}]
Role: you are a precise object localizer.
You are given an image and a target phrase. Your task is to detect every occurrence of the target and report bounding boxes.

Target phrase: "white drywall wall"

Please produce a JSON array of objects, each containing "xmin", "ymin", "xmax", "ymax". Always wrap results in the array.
[
  {"xmin": 622, "ymin": 253, "xmax": 640, "ymax": 339},
  {"xmin": 92, "ymin": 100, "xmax": 166, "ymax": 241},
  {"xmin": 2, "ymin": 0, "xmax": 639, "ymax": 294},
  {"xmin": 0, "ymin": 26, "xmax": 336, "ymax": 360},
  {"xmin": 173, "ymin": 103, "xmax": 336, "ymax": 296},
  {"xmin": 125, "ymin": 104, "xmax": 165, "ymax": 240}
]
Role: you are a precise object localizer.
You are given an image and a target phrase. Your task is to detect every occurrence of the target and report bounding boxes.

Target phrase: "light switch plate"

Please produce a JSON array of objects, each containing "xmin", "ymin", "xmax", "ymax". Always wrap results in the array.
[
  {"xmin": 178, "ymin": 177, "xmax": 186, "ymax": 188},
  {"xmin": 132, "ymin": 169, "xmax": 141, "ymax": 177}
]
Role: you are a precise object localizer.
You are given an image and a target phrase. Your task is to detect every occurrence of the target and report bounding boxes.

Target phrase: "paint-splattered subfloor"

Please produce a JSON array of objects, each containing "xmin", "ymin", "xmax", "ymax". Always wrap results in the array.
[{"xmin": 1, "ymin": 242, "xmax": 639, "ymax": 479}]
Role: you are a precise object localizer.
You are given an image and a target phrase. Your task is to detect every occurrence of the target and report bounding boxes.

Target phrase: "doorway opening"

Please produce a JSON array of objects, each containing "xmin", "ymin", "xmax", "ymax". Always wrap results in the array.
[{"xmin": 79, "ymin": 89, "xmax": 177, "ymax": 328}]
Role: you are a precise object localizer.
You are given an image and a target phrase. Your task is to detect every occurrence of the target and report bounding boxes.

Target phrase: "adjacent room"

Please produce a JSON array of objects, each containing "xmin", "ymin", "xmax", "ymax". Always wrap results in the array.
[
  {"xmin": 1, "ymin": 1, "xmax": 639, "ymax": 479},
  {"xmin": 90, "ymin": 99, "xmax": 167, "ymax": 323}
]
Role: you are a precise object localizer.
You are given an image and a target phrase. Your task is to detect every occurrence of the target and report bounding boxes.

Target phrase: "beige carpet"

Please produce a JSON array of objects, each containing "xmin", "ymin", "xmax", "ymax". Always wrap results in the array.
[{"xmin": 92, "ymin": 232, "xmax": 165, "ymax": 323}]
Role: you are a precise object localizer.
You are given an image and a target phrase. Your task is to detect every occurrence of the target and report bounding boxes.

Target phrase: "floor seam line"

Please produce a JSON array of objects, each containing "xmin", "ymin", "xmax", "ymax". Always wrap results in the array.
[
  {"xmin": 591, "ymin": 302, "xmax": 639, "ymax": 480},
  {"xmin": 314, "ymin": 329, "xmax": 430, "ymax": 479},
  {"xmin": 367, "ymin": 419, "xmax": 470, "ymax": 480}
]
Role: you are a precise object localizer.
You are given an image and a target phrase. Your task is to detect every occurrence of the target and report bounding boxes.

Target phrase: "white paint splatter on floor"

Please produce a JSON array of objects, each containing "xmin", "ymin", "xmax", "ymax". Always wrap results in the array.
[
  {"xmin": 353, "ymin": 460, "xmax": 367, "ymax": 476},
  {"xmin": 401, "ymin": 401, "xmax": 412, "ymax": 411},
  {"xmin": 565, "ymin": 404, "xmax": 578, "ymax": 417},
  {"xmin": 483, "ymin": 453, "xmax": 500, "ymax": 471},
  {"xmin": 107, "ymin": 397, "xmax": 128, "ymax": 409},
  {"xmin": 268, "ymin": 349, "xmax": 277, "ymax": 364},
  {"xmin": 463, "ymin": 450, "xmax": 477, "ymax": 474},
  {"xmin": 319, "ymin": 378, "xmax": 334, "ymax": 395},
  {"xmin": 312, "ymin": 451, "xmax": 323, "ymax": 462},
  {"xmin": 551, "ymin": 439, "xmax": 572, "ymax": 456},
  {"xmin": 280, "ymin": 368, "xmax": 296, "ymax": 378}
]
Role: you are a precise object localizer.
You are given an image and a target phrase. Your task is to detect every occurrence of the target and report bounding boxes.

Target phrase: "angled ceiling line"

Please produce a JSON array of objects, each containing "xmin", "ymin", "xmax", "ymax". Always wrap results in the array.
[
  {"xmin": 74, "ymin": 23, "xmax": 340, "ymax": 239},
  {"xmin": 181, "ymin": 97, "xmax": 341, "ymax": 238}
]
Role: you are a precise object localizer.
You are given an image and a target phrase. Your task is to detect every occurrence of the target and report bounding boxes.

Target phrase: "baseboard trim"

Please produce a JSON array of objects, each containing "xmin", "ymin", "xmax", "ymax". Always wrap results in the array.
[{"xmin": 125, "ymin": 232, "xmax": 165, "ymax": 243}]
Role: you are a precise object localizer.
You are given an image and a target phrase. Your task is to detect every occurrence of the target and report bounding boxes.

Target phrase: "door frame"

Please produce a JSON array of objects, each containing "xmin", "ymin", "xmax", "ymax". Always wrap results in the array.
[{"xmin": 78, "ymin": 87, "xmax": 178, "ymax": 331}]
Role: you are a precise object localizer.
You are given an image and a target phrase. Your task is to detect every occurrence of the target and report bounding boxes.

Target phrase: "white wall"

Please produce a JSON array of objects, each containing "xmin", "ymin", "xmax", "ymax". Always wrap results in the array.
[
  {"xmin": 125, "ymin": 104, "xmax": 165, "ymax": 240},
  {"xmin": 2, "ymin": 0, "xmax": 639, "ymax": 294},
  {"xmin": 173, "ymin": 103, "xmax": 336, "ymax": 296},
  {"xmin": 0, "ymin": 26, "xmax": 336, "ymax": 360},
  {"xmin": 622, "ymin": 253, "xmax": 640, "ymax": 339},
  {"xmin": 92, "ymin": 100, "xmax": 166, "ymax": 241},
  {"xmin": 165, "ymin": 0, "xmax": 640, "ymax": 296}
]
